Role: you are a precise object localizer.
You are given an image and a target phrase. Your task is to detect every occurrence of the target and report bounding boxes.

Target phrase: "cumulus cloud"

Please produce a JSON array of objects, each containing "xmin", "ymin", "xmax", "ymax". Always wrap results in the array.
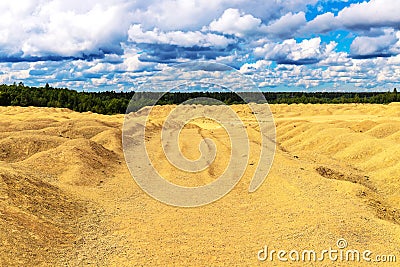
[
  {"xmin": 0, "ymin": 0, "xmax": 131, "ymax": 60},
  {"xmin": 128, "ymin": 25, "xmax": 234, "ymax": 48},
  {"xmin": 132, "ymin": 0, "xmax": 317, "ymax": 31},
  {"xmin": 301, "ymin": 12, "xmax": 338, "ymax": 34},
  {"xmin": 303, "ymin": 0, "xmax": 400, "ymax": 34},
  {"xmin": 350, "ymin": 29, "xmax": 399, "ymax": 58},
  {"xmin": 208, "ymin": 9, "xmax": 308, "ymax": 39},
  {"xmin": 266, "ymin": 12, "xmax": 307, "ymax": 38},
  {"xmin": 239, "ymin": 60, "xmax": 272, "ymax": 74},
  {"xmin": 318, "ymin": 51, "xmax": 352, "ymax": 66},
  {"xmin": 254, "ymin": 37, "xmax": 337, "ymax": 65},
  {"xmin": 208, "ymin": 9, "xmax": 264, "ymax": 37},
  {"xmin": 337, "ymin": 0, "xmax": 400, "ymax": 30},
  {"xmin": 130, "ymin": 0, "xmax": 227, "ymax": 31}
]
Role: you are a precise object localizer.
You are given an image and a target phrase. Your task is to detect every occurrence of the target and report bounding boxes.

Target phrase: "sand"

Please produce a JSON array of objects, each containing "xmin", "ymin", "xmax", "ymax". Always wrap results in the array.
[{"xmin": 0, "ymin": 104, "xmax": 399, "ymax": 266}]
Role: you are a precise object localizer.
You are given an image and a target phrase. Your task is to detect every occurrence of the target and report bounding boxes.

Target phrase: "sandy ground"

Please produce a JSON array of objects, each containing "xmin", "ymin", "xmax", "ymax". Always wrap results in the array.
[{"xmin": 0, "ymin": 103, "xmax": 400, "ymax": 266}]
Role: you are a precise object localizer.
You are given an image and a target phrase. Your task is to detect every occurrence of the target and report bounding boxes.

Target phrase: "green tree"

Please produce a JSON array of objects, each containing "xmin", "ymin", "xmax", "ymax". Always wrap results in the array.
[{"xmin": 0, "ymin": 92, "xmax": 11, "ymax": 106}]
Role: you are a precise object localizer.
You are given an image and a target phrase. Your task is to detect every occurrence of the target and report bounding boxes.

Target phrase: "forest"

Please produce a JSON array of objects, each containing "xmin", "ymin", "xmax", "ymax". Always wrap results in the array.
[{"xmin": 0, "ymin": 83, "xmax": 398, "ymax": 115}]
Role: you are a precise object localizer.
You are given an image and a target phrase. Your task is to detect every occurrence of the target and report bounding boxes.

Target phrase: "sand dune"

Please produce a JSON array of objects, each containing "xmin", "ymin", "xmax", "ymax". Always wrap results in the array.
[{"xmin": 0, "ymin": 104, "xmax": 399, "ymax": 266}]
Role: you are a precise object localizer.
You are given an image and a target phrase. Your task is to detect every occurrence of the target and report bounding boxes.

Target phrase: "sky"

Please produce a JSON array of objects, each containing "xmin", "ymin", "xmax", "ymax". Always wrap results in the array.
[{"xmin": 0, "ymin": 0, "xmax": 399, "ymax": 92}]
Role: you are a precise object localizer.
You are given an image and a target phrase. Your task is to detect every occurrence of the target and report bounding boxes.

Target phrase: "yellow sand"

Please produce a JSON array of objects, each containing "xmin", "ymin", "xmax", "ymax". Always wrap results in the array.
[{"xmin": 0, "ymin": 104, "xmax": 399, "ymax": 266}]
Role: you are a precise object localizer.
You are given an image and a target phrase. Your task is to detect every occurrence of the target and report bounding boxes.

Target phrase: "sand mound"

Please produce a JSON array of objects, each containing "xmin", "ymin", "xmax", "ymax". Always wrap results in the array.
[
  {"xmin": 0, "ymin": 163, "xmax": 86, "ymax": 266},
  {"xmin": 90, "ymin": 128, "xmax": 123, "ymax": 154},
  {"xmin": 366, "ymin": 122, "xmax": 400, "ymax": 138},
  {"xmin": 37, "ymin": 120, "xmax": 118, "ymax": 139},
  {"xmin": 0, "ymin": 107, "xmax": 122, "ymax": 265},
  {"xmin": 1, "ymin": 118, "xmax": 59, "ymax": 132},
  {"xmin": 0, "ymin": 134, "xmax": 64, "ymax": 162},
  {"xmin": 337, "ymin": 120, "xmax": 380, "ymax": 133},
  {"xmin": 23, "ymin": 138, "xmax": 120, "ymax": 186}
]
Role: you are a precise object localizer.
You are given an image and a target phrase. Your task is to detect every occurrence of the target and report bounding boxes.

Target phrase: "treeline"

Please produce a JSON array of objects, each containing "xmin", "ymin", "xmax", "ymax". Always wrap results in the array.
[
  {"xmin": 264, "ymin": 90, "xmax": 399, "ymax": 104},
  {"xmin": 0, "ymin": 83, "xmax": 133, "ymax": 114},
  {"xmin": 155, "ymin": 91, "xmax": 400, "ymax": 105},
  {"xmin": 0, "ymin": 83, "xmax": 398, "ymax": 115}
]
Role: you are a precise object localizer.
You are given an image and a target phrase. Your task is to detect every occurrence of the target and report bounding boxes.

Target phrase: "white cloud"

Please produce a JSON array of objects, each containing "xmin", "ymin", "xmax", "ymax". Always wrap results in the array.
[
  {"xmin": 254, "ymin": 37, "xmax": 337, "ymax": 64},
  {"xmin": 128, "ymin": 24, "xmax": 234, "ymax": 48},
  {"xmin": 301, "ymin": 12, "xmax": 338, "ymax": 33},
  {"xmin": 350, "ymin": 29, "xmax": 398, "ymax": 57},
  {"xmin": 388, "ymin": 54, "xmax": 400, "ymax": 65},
  {"xmin": 131, "ymin": 0, "xmax": 227, "ymax": 31},
  {"xmin": 303, "ymin": 0, "xmax": 400, "ymax": 34},
  {"xmin": 119, "ymin": 45, "xmax": 158, "ymax": 72},
  {"xmin": 208, "ymin": 9, "xmax": 309, "ymax": 39},
  {"xmin": 318, "ymin": 51, "xmax": 351, "ymax": 66},
  {"xmin": 337, "ymin": 0, "xmax": 400, "ymax": 30},
  {"xmin": 0, "ymin": 0, "xmax": 131, "ymax": 58},
  {"xmin": 132, "ymin": 0, "xmax": 317, "ymax": 31},
  {"xmin": 266, "ymin": 12, "xmax": 307, "ymax": 38},
  {"xmin": 208, "ymin": 8, "xmax": 264, "ymax": 37},
  {"xmin": 239, "ymin": 60, "xmax": 271, "ymax": 74}
]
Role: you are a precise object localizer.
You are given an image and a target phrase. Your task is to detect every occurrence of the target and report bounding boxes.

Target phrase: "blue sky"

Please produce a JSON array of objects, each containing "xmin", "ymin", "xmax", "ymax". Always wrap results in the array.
[{"xmin": 0, "ymin": 0, "xmax": 399, "ymax": 92}]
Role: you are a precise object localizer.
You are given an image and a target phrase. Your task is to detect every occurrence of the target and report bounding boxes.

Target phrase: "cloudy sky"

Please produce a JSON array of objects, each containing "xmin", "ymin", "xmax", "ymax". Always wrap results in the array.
[{"xmin": 1, "ymin": 0, "xmax": 399, "ymax": 91}]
